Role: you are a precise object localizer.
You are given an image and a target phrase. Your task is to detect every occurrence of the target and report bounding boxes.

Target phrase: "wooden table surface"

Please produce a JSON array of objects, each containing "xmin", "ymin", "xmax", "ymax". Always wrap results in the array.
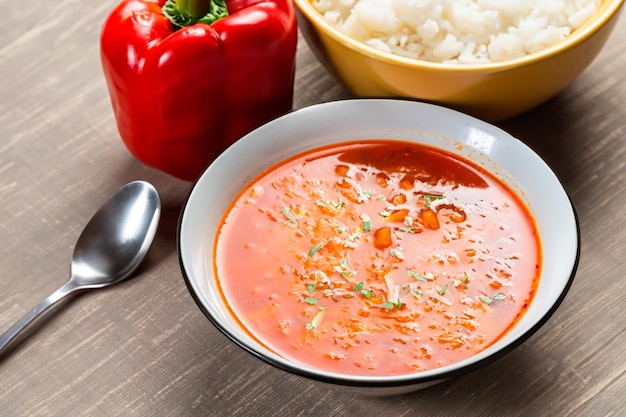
[{"xmin": 1, "ymin": 1, "xmax": 624, "ymax": 416}]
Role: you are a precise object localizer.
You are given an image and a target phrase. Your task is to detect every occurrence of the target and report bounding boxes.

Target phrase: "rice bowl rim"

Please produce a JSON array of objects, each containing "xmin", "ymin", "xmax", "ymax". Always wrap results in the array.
[{"xmin": 295, "ymin": 0, "xmax": 624, "ymax": 73}]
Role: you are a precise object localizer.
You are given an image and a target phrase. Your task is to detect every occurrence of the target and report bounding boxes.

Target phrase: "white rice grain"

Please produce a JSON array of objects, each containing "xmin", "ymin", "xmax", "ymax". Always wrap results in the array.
[{"xmin": 311, "ymin": 0, "xmax": 600, "ymax": 63}]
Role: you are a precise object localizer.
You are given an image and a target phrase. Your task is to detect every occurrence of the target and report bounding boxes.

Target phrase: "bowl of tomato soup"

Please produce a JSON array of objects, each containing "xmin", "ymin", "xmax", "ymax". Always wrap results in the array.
[{"xmin": 178, "ymin": 99, "xmax": 579, "ymax": 391}]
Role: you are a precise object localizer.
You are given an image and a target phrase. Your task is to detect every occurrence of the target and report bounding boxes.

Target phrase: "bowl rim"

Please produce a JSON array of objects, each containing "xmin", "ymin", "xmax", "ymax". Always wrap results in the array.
[
  {"xmin": 177, "ymin": 99, "xmax": 581, "ymax": 388},
  {"xmin": 293, "ymin": 0, "xmax": 624, "ymax": 72}
]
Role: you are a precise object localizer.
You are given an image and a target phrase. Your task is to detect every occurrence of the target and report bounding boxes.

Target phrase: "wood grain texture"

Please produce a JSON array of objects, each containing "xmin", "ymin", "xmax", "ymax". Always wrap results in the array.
[{"xmin": 0, "ymin": 1, "xmax": 624, "ymax": 416}]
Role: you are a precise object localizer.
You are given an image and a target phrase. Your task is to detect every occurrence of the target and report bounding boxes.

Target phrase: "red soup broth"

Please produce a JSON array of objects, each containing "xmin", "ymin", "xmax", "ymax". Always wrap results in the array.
[{"xmin": 214, "ymin": 140, "xmax": 541, "ymax": 376}]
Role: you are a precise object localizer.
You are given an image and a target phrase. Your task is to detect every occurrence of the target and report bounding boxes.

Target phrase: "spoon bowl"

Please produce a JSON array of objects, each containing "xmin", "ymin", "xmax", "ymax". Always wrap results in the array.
[
  {"xmin": 0, "ymin": 181, "xmax": 161, "ymax": 354},
  {"xmin": 70, "ymin": 181, "xmax": 161, "ymax": 287}
]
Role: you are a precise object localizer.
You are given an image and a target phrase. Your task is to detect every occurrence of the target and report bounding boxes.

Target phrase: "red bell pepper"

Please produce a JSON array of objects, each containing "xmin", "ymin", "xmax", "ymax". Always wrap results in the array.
[{"xmin": 100, "ymin": 0, "xmax": 298, "ymax": 181}]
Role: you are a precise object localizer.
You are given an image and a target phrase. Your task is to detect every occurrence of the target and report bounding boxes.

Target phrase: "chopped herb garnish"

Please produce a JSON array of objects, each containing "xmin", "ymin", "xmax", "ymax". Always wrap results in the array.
[
  {"xmin": 361, "ymin": 288, "xmax": 373, "ymax": 299},
  {"xmin": 308, "ymin": 242, "xmax": 323, "ymax": 257},
  {"xmin": 424, "ymin": 194, "xmax": 444, "ymax": 207},
  {"xmin": 360, "ymin": 213, "xmax": 372, "ymax": 232},
  {"xmin": 404, "ymin": 217, "xmax": 413, "ymax": 226},
  {"xmin": 438, "ymin": 284, "xmax": 448, "ymax": 295},
  {"xmin": 305, "ymin": 306, "xmax": 327, "ymax": 330},
  {"xmin": 396, "ymin": 298, "xmax": 402, "ymax": 309},
  {"xmin": 462, "ymin": 274, "xmax": 469, "ymax": 285},
  {"xmin": 316, "ymin": 199, "xmax": 343, "ymax": 213},
  {"xmin": 379, "ymin": 301, "xmax": 395, "ymax": 310},
  {"xmin": 304, "ymin": 297, "xmax": 318, "ymax": 305},
  {"xmin": 390, "ymin": 246, "xmax": 404, "ymax": 259},
  {"xmin": 404, "ymin": 269, "xmax": 428, "ymax": 282},
  {"xmin": 335, "ymin": 226, "xmax": 347, "ymax": 233},
  {"xmin": 405, "ymin": 286, "xmax": 422, "ymax": 298},
  {"xmin": 306, "ymin": 283, "xmax": 316, "ymax": 294},
  {"xmin": 282, "ymin": 208, "xmax": 298, "ymax": 228},
  {"xmin": 335, "ymin": 259, "xmax": 354, "ymax": 276},
  {"xmin": 353, "ymin": 281, "xmax": 364, "ymax": 291},
  {"xmin": 481, "ymin": 293, "xmax": 507, "ymax": 304},
  {"xmin": 431, "ymin": 295, "xmax": 452, "ymax": 306},
  {"xmin": 358, "ymin": 190, "xmax": 372, "ymax": 202},
  {"xmin": 399, "ymin": 227, "xmax": 418, "ymax": 233},
  {"xmin": 378, "ymin": 195, "xmax": 386, "ymax": 201}
]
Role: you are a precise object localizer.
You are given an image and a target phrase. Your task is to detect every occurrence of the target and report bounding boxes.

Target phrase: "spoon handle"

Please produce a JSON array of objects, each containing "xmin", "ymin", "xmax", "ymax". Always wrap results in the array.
[{"xmin": 0, "ymin": 280, "xmax": 78, "ymax": 355}]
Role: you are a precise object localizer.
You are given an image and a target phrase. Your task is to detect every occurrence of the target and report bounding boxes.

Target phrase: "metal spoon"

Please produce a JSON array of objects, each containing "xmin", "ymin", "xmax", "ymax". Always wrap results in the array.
[{"xmin": 0, "ymin": 180, "xmax": 161, "ymax": 354}]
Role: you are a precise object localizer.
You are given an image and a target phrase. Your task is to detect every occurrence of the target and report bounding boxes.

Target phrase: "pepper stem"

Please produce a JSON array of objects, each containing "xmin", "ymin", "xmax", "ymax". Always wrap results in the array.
[
  {"xmin": 163, "ymin": 0, "xmax": 229, "ymax": 28},
  {"xmin": 176, "ymin": 0, "xmax": 211, "ymax": 19}
]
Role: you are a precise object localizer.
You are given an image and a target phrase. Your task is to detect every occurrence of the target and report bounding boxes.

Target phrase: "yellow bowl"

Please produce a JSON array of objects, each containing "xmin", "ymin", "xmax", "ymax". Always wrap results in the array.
[{"xmin": 295, "ymin": 0, "xmax": 624, "ymax": 121}]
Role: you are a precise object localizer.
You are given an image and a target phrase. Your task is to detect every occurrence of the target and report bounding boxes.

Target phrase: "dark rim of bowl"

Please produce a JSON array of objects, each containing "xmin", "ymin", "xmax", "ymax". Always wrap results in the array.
[{"xmin": 175, "ymin": 103, "xmax": 581, "ymax": 388}]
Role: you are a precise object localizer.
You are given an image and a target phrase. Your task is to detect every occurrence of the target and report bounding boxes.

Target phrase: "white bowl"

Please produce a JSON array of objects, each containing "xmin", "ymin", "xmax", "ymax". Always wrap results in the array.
[{"xmin": 178, "ymin": 99, "xmax": 579, "ymax": 392}]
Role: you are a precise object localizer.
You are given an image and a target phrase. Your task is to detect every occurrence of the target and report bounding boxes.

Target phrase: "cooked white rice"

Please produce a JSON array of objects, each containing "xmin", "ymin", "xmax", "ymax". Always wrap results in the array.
[{"xmin": 311, "ymin": 0, "xmax": 600, "ymax": 64}]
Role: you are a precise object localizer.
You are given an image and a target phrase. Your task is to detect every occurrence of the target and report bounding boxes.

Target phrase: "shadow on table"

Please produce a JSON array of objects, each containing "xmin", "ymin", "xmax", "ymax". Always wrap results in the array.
[{"xmin": 496, "ymin": 90, "xmax": 595, "ymax": 191}]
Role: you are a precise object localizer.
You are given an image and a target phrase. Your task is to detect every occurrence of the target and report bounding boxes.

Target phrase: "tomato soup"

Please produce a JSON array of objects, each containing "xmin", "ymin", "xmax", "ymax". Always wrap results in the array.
[{"xmin": 214, "ymin": 140, "xmax": 541, "ymax": 376}]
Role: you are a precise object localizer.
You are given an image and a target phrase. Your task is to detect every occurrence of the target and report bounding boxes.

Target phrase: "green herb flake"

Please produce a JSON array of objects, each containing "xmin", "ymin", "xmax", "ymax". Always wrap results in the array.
[
  {"xmin": 424, "ymin": 194, "xmax": 444, "ymax": 207},
  {"xmin": 304, "ymin": 297, "xmax": 318, "ymax": 305},
  {"xmin": 281, "ymin": 208, "xmax": 298, "ymax": 228},
  {"xmin": 356, "ymin": 189, "xmax": 372, "ymax": 204},
  {"xmin": 360, "ymin": 213, "xmax": 372, "ymax": 232},
  {"xmin": 390, "ymin": 246, "xmax": 404, "ymax": 259},
  {"xmin": 335, "ymin": 259, "xmax": 354, "ymax": 276},
  {"xmin": 353, "ymin": 281, "xmax": 364, "ymax": 291},
  {"xmin": 306, "ymin": 283, "xmax": 316, "ymax": 294},
  {"xmin": 361, "ymin": 288, "xmax": 373, "ymax": 299},
  {"xmin": 379, "ymin": 301, "xmax": 395, "ymax": 310},
  {"xmin": 315, "ymin": 200, "xmax": 327, "ymax": 208},
  {"xmin": 308, "ymin": 242, "xmax": 323, "ymax": 257},
  {"xmin": 438, "ymin": 284, "xmax": 448, "ymax": 295},
  {"xmin": 396, "ymin": 298, "xmax": 402, "ymax": 309},
  {"xmin": 399, "ymin": 227, "xmax": 418, "ymax": 233},
  {"xmin": 305, "ymin": 306, "xmax": 327, "ymax": 330},
  {"xmin": 406, "ymin": 287, "xmax": 422, "ymax": 298},
  {"xmin": 404, "ymin": 269, "xmax": 428, "ymax": 282},
  {"xmin": 481, "ymin": 293, "xmax": 507, "ymax": 304},
  {"xmin": 378, "ymin": 195, "xmax": 386, "ymax": 201},
  {"xmin": 462, "ymin": 274, "xmax": 469, "ymax": 285}
]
